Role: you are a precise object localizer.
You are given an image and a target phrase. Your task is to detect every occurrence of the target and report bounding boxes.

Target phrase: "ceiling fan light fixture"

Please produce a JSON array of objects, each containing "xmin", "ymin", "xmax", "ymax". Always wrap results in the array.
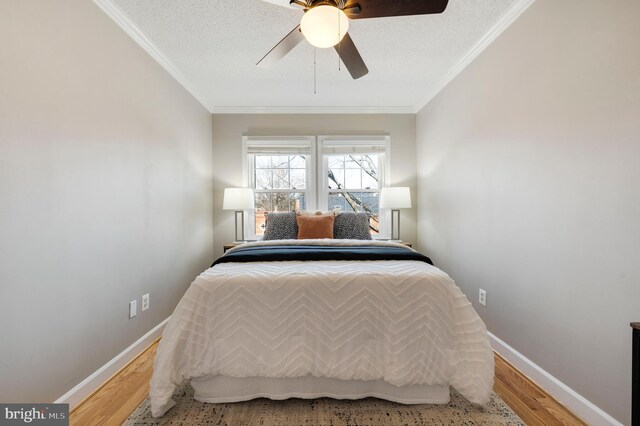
[{"xmin": 300, "ymin": 5, "xmax": 349, "ymax": 49}]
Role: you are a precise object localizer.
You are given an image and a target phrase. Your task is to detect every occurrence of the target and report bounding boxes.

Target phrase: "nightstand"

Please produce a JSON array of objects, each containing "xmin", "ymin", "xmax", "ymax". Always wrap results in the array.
[{"xmin": 223, "ymin": 242, "xmax": 245, "ymax": 253}]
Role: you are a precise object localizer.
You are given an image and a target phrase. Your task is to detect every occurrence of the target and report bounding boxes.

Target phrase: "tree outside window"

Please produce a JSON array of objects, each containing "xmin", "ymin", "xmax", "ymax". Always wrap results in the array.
[{"xmin": 327, "ymin": 153, "xmax": 380, "ymax": 234}]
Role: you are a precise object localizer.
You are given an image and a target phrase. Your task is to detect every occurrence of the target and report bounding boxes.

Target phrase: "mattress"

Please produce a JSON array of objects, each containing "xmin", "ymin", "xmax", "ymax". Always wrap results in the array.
[{"xmin": 150, "ymin": 239, "xmax": 494, "ymax": 417}]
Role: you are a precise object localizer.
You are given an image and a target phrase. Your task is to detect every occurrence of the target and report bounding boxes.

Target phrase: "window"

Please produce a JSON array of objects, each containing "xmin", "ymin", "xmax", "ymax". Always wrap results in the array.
[
  {"xmin": 243, "ymin": 136, "xmax": 389, "ymax": 239},
  {"xmin": 244, "ymin": 137, "xmax": 315, "ymax": 238},
  {"xmin": 319, "ymin": 137, "xmax": 390, "ymax": 236}
]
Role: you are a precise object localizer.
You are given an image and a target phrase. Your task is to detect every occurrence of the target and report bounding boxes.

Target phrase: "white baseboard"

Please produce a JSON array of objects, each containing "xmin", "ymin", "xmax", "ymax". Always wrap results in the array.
[
  {"xmin": 55, "ymin": 317, "xmax": 170, "ymax": 410},
  {"xmin": 489, "ymin": 332, "xmax": 622, "ymax": 426}
]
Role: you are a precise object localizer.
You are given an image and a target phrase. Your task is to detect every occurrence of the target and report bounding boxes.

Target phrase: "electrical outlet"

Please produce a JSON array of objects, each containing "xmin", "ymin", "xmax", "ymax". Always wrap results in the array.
[
  {"xmin": 142, "ymin": 293, "xmax": 150, "ymax": 311},
  {"xmin": 129, "ymin": 300, "xmax": 137, "ymax": 318},
  {"xmin": 479, "ymin": 289, "xmax": 487, "ymax": 307}
]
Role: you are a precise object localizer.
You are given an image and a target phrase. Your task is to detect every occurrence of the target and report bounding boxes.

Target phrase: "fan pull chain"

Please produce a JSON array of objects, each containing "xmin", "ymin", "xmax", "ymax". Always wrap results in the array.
[
  {"xmin": 337, "ymin": 9, "xmax": 341, "ymax": 71},
  {"xmin": 313, "ymin": 47, "xmax": 317, "ymax": 94}
]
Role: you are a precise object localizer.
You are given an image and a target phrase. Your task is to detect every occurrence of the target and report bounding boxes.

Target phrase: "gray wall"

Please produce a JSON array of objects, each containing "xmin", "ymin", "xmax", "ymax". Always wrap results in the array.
[
  {"xmin": 211, "ymin": 114, "xmax": 417, "ymax": 258},
  {"xmin": 0, "ymin": 1, "xmax": 213, "ymax": 403},
  {"xmin": 416, "ymin": 0, "xmax": 640, "ymax": 423}
]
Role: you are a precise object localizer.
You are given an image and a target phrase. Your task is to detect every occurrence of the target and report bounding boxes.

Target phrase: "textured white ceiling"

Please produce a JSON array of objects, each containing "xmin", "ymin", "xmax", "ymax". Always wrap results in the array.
[{"xmin": 110, "ymin": 0, "xmax": 519, "ymax": 111}]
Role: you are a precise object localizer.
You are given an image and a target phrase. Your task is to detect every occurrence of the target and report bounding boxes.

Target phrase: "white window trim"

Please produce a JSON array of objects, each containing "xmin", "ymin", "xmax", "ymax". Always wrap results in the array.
[
  {"xmin": 318, "ymin": 135, "xmax": 391, "ymax": 239},
  {"xmin": 243, "ymin": 136, "xmax": 316, "ymax": 240},
  {"xmin": 242, "ymin": 135, "xmax": 391, "ymax": 240}
]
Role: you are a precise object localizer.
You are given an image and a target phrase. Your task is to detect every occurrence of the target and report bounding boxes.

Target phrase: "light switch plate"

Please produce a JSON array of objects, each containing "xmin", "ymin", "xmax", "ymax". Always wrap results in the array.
[{"xmin": 129, "ymin": 300, "xmax": 137, "ymax": 318}]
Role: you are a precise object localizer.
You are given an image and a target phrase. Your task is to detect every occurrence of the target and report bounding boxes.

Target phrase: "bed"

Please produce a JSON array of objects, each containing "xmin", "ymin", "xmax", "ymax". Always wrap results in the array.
[{"xmin": 149, "ymin": 239, "xmax": 494, "ymax": 417}]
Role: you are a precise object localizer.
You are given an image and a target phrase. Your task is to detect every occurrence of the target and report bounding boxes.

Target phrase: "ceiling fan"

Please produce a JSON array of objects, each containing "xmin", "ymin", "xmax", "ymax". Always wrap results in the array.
[{"xmin": 257, "ymin": 0, "xmax": 449, "ymax": 80}]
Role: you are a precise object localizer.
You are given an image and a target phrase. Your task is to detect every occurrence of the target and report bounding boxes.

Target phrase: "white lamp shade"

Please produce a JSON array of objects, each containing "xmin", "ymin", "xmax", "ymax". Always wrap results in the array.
[
  {"xmin": 300, "ymin": 5, "xmax": 349, "ymax": 49},
  {"xmin": 223, "ymin": 188, "xmax": 254, "ymax": 210},
  {"xmin": 379, "ymin": 187, "xmax": 411, "ymax": 209}
]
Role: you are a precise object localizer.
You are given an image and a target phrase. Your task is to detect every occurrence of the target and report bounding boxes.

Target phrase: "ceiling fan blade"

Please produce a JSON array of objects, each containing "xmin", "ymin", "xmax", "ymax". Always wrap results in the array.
[
  {"xmin": 257, "ymin": 25, "xmax": 305, "ymax": 68},
  {"xmin": 344, "ymin": 0, "xmax": 448, "ymax": 20},
  {"xmin": 335, "ymin": 33, "xmax": 368, "ymax": 80}
]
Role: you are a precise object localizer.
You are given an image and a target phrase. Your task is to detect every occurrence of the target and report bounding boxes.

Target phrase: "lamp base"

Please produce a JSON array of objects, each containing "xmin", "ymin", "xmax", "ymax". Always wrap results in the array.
[
  {"xmin": 390, "ymin": 209, "xmax": 400, "ymax": 241},
  {"xmin": 234, "ymin": 211, "xmax": 245, "ymax": 242}
]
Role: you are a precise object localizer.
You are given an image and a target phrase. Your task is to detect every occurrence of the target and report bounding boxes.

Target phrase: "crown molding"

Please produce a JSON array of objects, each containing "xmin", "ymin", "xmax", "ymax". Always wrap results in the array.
[
  {"xmin": 414, "ymin": 0, "xmax": 536, "ymax": 113},
  {"xmin": 92, "ymin": 0, "xmax": 212, "ymax": 112},
  {"xmin": 210, "ymin": 106, "xmax": 416, "ymax": 114},
  {"xmin": 94, "ymin": 0, "xmax": 534, "ymax": 115}
]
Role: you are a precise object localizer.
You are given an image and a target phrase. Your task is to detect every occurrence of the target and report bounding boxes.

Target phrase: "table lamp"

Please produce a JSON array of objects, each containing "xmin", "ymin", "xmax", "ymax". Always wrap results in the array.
[
  {"xmin": 223, "ymin": 188, "xmax": 255, "ymax": 242},
  {"xmin": 380, "ymin": 187, "xmax": 411, "ymax": 241}
]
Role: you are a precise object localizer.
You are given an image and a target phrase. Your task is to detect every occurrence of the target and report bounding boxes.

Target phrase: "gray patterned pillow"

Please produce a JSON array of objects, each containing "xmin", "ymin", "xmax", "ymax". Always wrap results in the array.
[
  {"xmin": 333, "ymin": 212, "xmax": 372, "ymax": 240},
  {"xmin": 262, "ymin": 212, "xmax": 298, "ymax": 240}
]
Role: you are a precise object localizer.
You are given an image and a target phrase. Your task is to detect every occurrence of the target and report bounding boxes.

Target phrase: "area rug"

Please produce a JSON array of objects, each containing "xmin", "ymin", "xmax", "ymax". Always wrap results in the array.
[{"xmin": 125, "ymin": 382, "xmax": 523, "ymax": 426}]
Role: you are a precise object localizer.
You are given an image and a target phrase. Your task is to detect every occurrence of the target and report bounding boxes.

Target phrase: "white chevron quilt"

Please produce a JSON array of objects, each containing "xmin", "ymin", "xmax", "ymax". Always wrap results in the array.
[{"xmin": 150, "ymin": 240, "xmax": 494, "ymax": 417}]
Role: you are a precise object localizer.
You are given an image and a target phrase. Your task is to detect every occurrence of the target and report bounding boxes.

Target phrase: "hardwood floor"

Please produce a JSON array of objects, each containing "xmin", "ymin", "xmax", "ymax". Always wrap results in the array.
[
  {"xmin": 70, "ymin": 340, "xmax": 585, "ymax": 426},
  {"xmin": 70, "ymin": 340, "xmax": 158, "ymax": 426},
  {"xmin": 493, "ymin": 353, "xmax": 585, "ymax": 426}
]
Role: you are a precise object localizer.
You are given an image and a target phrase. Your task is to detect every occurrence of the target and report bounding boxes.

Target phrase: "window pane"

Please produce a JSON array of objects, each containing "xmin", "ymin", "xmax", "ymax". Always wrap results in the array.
[
  {"xmin": 289, "ymin": 155, "xmax": 306, "ymax": 169},
  {"xmin": 345, "ymin": 169, "xmax": 361, "ymax": 189},
  {"xmin": 289, "ymin": 169, "xmax": 306, "ymax": 189},
  {"xmin": 328, "ymin": 155, "xmax": 344, "ymax": 169},
  {"xmin": 357, "ymin": 192, "xmax": 379, "ymax": 215},
  {"xmin": 255, "ymin": 155, "xmax": 271, "ymax": 169},
  {"xmin": 328, "ymin": 155, "xmax": 345, "ymax": 189},
  {"xmin": 255, "ymin": 169, "xmax": 272, "ymax": 189},
  {"xmin": 362, "ymin": 172, "xmax": 378, "ymax": 190},
  {"xmin": 272, "ymin": 156, "xmax": 289, "ymax": 169},
  {"xmin": 328, "ymin": 168, "xmax": 344, "ymax": 189},
  {"xmin": 290, "ymin": 192, "xmax": 306, "ymax": 211},
  {"xmin": 328, "ymin": 193, "xmax": 347, "ymax": 212},
  {"xmin": 273, "ymin": 192, "xmax": 293, "ymax": 211},
  {"xmin": 273, "ymin": 169, "xmax": 289, "ymax": 189},
  {"xmin": 345, "ymin": 155, "xmax": 360, "ymax": 169},
  {"xmin": 359, "ymin": 154, "xmax": 379, "ymax": 188},
  {"xmin": 255, "ymin": 192, "xmax": 273, "ymax": 213}
]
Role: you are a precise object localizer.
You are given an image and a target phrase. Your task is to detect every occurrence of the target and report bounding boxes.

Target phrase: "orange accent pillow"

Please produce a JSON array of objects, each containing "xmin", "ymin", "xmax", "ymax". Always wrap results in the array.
[{"xmin": 296, "ymin": 215, "xmax": 335, "ymax": 239}]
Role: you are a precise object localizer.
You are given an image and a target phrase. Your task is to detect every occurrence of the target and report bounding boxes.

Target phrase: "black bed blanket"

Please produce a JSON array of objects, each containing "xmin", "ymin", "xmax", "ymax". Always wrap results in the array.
[{"xmin": 212, "ymin": 245, "xmax": 433, "ymax": 267}]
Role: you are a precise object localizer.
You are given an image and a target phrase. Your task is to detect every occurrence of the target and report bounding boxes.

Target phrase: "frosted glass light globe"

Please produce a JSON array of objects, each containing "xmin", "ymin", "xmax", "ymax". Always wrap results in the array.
[{"xmin": 300, "ymin": 5, "xmax": 349, "ymax": 49}]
